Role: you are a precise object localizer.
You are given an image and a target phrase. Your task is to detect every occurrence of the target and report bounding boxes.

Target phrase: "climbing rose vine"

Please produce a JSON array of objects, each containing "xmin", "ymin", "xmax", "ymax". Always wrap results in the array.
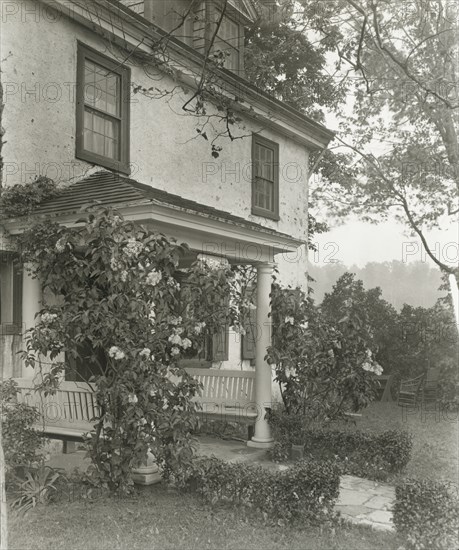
[{"xmin": 18, "ymin": 208, "xmax": 241, "ymax": 493}]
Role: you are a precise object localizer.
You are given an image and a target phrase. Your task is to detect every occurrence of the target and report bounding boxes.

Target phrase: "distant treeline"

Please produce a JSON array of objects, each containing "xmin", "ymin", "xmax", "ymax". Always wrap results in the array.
[{"xmin": 308, "ymin": 260, "xmax": 443, "ymax": 309}]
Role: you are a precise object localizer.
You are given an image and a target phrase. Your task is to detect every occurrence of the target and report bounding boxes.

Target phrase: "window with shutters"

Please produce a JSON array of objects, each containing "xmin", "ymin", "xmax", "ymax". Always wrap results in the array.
[
  {"xmin": 178, "ymin": 273, "xmax": 229, "ymax": 367},
  {"xmin": 0, "ymin": 256, "xmax": 22, "ymax": 335},
  {"xmin": 252, "ymin": 134, "xmax": 280, "ymax": 220},
  {"xmin": 76, "ymin": 43, "xmax": 130, "ymax": 174},
  {"xmin": 213, "ymin": 10, "xmax": 243, "ymax": 72},
  {"xmin": 144, "ymin": 1, "xmax": 246, "ymax": 74}
]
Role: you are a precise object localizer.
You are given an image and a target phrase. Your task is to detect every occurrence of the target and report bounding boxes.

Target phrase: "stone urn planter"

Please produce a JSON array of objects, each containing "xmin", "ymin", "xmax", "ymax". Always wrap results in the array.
[
  {"xmin": 132, "ymin": 451, "xmax": 161, "ymax": 486},
  {"xmin": 290, "ymin": 443, "xmax": 305, "ymax": 461}
]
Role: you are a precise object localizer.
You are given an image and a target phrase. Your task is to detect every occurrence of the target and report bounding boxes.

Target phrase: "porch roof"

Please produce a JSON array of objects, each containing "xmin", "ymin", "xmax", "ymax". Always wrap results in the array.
[
  {"xmin": 32, "ymin": 171, "xmax": 299, "ymax": 242},
  {"xmin": 3, "ymin": 171, "xmax": 304, "ymax": 262}
]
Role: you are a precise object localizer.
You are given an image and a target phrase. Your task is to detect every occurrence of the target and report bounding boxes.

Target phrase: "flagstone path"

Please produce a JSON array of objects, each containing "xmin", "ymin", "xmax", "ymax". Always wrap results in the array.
[{"xmin": 335, "ymin": 474, "xmax": 395, "ymax": 531}]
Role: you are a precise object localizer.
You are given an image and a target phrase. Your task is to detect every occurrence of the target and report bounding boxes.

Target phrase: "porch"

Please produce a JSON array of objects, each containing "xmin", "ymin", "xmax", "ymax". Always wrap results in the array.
[{"xmin": 5, "ymin": 171, "xmax": 306, "ymax": 448}]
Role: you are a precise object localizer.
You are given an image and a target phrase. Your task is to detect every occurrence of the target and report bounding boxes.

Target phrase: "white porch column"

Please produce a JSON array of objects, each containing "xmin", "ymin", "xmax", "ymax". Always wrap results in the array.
[
  {"xmin": 22, "ymin": 263, "xmax": 42, "ymax": 378},
  {"xmin": 247, "ymin": 262, "xmax": 275, "ymax": 448}
]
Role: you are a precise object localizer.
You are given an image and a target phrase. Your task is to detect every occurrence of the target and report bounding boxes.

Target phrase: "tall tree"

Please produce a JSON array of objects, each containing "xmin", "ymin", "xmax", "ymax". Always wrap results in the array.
[{"xmin": 298, "ymin": 0, "xmax": 458, "ymax": 276}]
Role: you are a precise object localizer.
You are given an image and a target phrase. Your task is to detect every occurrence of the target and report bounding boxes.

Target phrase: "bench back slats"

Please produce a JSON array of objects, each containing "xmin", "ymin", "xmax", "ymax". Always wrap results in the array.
[
  {"xmin": 13, "ymin": 368, "xmax": 258, "ymax": 436},
  {"xmin": 14, "ymin": 378, "xmax": 97, "ymax": 434},
  {"xmin": 185, "ymin": 368, "xmax": 256, "ymax": 410}
]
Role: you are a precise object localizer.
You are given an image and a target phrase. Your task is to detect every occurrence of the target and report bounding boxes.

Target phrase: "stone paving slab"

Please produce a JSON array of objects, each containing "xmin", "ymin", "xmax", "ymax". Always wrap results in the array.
[{"xmin": 336, "ymin": 475, "xmax": 395, "ymax": 531}]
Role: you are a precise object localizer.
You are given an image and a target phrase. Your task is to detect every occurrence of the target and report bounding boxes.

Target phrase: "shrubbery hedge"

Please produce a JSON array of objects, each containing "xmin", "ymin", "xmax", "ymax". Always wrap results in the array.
[
  {"xmin": 268, "ymin": 411, "xmax": 412, "ymax": 480},
  {"xmin": 393, "ymin": 479, "xmax": 459, "ymax": 550},
  {"xmin": 177, "ymin": 456, "xmax": 341, "ymax": 524}
]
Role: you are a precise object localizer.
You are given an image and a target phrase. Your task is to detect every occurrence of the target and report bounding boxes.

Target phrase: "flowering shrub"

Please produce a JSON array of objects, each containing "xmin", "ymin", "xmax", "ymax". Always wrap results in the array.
[
  {"xmin": 18, "ymin": 207, "xmax": 244, "ymax": 493},
  {"xmin": 394, "ymin": 479, "xmax": 459, "ymax": 549},
  {"xmin": 176, "ymin": 456, "xmax": 341, "ymax": 525},
  {"xmin": 0, "ymin": 379, "xmax": 44, "ymax": 471},
  {"xmin": 268, "ymin": 284, "xmax": 381, "ymax": 419}
]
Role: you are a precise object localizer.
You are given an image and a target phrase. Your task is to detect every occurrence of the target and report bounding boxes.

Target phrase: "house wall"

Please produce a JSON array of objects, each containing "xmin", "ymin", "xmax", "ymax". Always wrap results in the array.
[
  {"xmin": 1, "ymin": 1, "xmax": 311, "ymax": 378},
  {"xmin": 1, "ymin": 1, "xmax": 309, "ymax": 289}
]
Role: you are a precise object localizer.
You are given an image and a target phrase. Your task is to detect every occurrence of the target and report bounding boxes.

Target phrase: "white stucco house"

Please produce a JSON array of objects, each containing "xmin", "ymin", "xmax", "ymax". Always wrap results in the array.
[{"xmin": 0, "ymin": 0, "xmax": 334, "ymax": 447}]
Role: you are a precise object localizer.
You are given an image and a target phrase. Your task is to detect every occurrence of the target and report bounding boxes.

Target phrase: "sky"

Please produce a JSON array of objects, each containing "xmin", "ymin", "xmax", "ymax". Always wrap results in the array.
[{"xmin": 311, "ymin": 216, "xmax": 458, "ymax": 270}]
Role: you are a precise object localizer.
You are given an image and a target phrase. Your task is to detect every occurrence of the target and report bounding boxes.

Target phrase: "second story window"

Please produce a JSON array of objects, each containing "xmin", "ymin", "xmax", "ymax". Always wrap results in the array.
[
  {"xmin": 252, "ymin": 135, "xmax": 279, "ymax": 220},
  {"xmin": 214, "ymin": 12, "xmax": 241, "ymax": 72},
  {"xmin": 76, "ymin": 44, "xmax": 130, "ymax": 174}
]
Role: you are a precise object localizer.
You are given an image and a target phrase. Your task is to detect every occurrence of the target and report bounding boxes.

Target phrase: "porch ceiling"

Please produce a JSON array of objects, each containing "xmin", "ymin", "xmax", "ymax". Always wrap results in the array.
[{"xmin": 3, "ymin": 171, "xmax": 303, "ymax": 263}]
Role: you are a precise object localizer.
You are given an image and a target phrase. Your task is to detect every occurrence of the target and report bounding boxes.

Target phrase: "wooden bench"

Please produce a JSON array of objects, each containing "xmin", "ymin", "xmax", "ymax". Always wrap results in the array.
[
  {"xmin": 14, "ymin": 368, "xmax": 258, "ymax": 441},
  {"xmin": 185, "ymin": 368, "xmax": 258, "ymax": 421},
  {"xmin": 398, "ymin": 373, "xmax": 425, "ymax": 407},
  {"xmin": 14, "ymin": 378, "xmax": 97, "ymax": 441}
]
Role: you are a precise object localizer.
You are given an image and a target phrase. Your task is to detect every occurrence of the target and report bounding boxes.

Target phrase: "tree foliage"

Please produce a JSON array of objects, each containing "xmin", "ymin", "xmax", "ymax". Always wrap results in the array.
[
  {"xmin": 268, "ymin": 282, "xmax": 381, "ymax": 419},
  {"xmin": 298, "ymin": 0, "xmax": 458, "ymax": 275}
]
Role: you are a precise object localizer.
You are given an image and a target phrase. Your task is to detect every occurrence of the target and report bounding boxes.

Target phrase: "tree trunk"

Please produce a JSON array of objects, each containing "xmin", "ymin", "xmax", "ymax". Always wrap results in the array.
[{"xmin": 0, "ymin": 421, "xmax": 7, "ymax": 550}]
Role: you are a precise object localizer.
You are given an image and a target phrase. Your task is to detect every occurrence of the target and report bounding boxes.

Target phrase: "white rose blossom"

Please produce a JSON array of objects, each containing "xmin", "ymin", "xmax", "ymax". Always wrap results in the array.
[
  {"xmin": 55, "ymin": 237, "xmax": 67, "ymax": 253},
  {"xmin": 123, "ymin": 238, "xmax": 144, "ymax": 258},
  {"xmin": 41, "ymin": 312, "xmax": 58, "ymax": 324},
  {"xmin": 169, "ymin": 334, "xmax": 182, "ymax": 346},
  {"xmin": 146, "ymin": 269, "xmax": 162, "ymax": 287},
  {"xmin": 128, "ymin": 393, "xmax": 138, "ymax": 404},
  {"xmin": 108, "ymin": 346, "xmax": 126, "ymax": 360},
  {"xmin": 181, "ymin": 338, "xmax": 192, "ymax": 350},
  {"xmin": 170, "ymin": 347, "xmax": 180, "ymax": 356},
  {"xmin": 110, "ymin": 256, "xmax": 122, "ymax": 271},
  {"xmin": 193, "ymin": 322, "xmax": 206, "ymax": 335},
  {"xmin": 139, "ymin": 348, "xmax": 151, "ymax": 358},
  {"xmin": 284, "ymin": 316, "xmax": 294, "ymax": 325}
]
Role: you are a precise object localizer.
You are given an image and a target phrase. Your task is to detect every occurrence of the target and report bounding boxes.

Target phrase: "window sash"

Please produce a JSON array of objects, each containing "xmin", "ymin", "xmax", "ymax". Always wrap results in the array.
[
  {"xmin": 76, "ymin": 43, "xmax": 130, "ymax": 174},
  {"xmin": 252, "ymin": 136, "xmax": 279, "ymax": 219},
  {"xmin": 213, "ymin": 11, "xmax": 241, "ymax": 71}
]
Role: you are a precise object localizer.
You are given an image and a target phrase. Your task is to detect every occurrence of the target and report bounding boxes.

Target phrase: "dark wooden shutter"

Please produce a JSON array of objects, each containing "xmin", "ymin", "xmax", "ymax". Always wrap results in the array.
[
  {"xmin": 241, "ymin": 307, "xmax": 256, "ymax": 360},
  {"xmin": 12, "ymin": 262, "xmax": 23, "ymax": 326},
  {"xmin": 208, "ymin": 293, "xmax": 230, "ymax": 362},
  {"xmin": 210, "ymin": 323, "xmax": 229, "ymax": 362}
]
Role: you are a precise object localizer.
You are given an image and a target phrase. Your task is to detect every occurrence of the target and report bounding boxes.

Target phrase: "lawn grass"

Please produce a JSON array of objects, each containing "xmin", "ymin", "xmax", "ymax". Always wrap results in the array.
[
  {"xmin": 8, "ymin": 484, "xmax": 401, "ymax": 550},
  {"xmin": 8, "ymin": 401, "xmax": 458, "ymax": 549},
  {"xmin": 341, "ymin": 402, "xmax": 459, "ymax": 484}
]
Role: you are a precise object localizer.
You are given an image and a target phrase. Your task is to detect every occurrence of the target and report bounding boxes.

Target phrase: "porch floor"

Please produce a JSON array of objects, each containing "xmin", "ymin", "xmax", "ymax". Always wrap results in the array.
[{"xmin": 45, "ymin": 436, "xmax": 395, "ymax": 532}]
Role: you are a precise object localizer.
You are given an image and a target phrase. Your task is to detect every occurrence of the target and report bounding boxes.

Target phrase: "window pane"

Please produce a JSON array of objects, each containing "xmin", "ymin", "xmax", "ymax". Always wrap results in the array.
[
  {"xmin": 255, "ymin": 178, "xmax": 273, "ymax": 211},
  {"xmin": 83, "ymin": 109, "xmax": 120, "ymax": 160},
  {"xmin": 214, "ymin": 13, "xmax": 239, "ymax": 71},
  {"xmin": 218, "ymin": 14, "xmax": 239, "ymax": 45},
  {"xmin": 84, "ymin": 60, "xmax": 120, "ymax": 117},
  {"xmin": 255, "ymin": 144, "xmax": 274, "ymax": 182}
]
